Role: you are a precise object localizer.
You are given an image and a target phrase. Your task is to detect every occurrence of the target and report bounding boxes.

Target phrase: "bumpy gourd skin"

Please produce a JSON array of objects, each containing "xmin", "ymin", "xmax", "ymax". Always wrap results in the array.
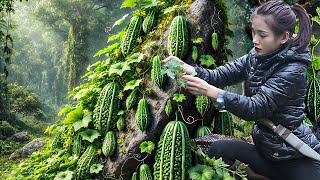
[
  {"xmin": 214, "ymin": 111, "xmax": 234, "ymax": 136},
  {"xmin": 76, "ymin": 145, "xmax": 97, "ymax": 178},
  {"xmin": 135, "ymin": 98, "xmax": 151, "ymax": 132},
  {"xmin": 131, "ymin": 172, "xmax": 138, "ymax": 180},
  {"xmin": 121, "ymin": 16, "xmax": 143, "ymax": 57},
  {"xmin": 165, "ymin": 99, "xmax": 172, "ymax": 117},
  {"xmin": 195, "ymin": 95, "xmax": 210, "ymax": 117},
  {"xmin": 306, "ymin": 78, "xmax": 320, "ymax": 122},
  {"xmin": 93, "ymin": 82, "xmax": 120, "ymax": 135},
  {"xmin": 72, "ymin": 134, "xmax": 82, "ymax": 157},
  {"xmin": 126, "ymin": 89, "xmax": 138, "ymax": 110},
  {"xmin": 195, "ymin": 126, "xmax": 211, "ymax": 138},
  {"xmin": 143, "ymin": 10, "xmax": 157, "ymax": 34},
  {"xmin": 140, "ymin": 164, "xmax": 153, "ymax": 180},
  {"xmin": 116, "ymin": 116, "xmax": 126, "ymax": 131},
  {"xmin": 151, "ymin": 56, "xmax": 166, "ymax": 89},
  {"xmin": 211, "ymin": 32, "xmax": 218, "ymax": 51},
  {"xmin": 192, "ymin": 46, "xmax": 198, "ymax": 61},
  {"xmin": 102, "ymin": 131, "xmax": 116, "ymax": 157},
  {"xmin": 154, "ymin": 118, "xmax": 192, "ymax": 180},
  {"xmin": 167, "ymin": 15, "xmax": 188, "ymax": 59}
]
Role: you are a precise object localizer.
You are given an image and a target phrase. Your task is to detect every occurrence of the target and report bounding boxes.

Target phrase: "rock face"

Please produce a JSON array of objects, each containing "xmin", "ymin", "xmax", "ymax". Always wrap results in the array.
[
  {"xmin": 103, "ymin": 0, "xmax": 227, "ymax": 179},
  {"xmin": 12, "ymin": 132, "xmax": 30, "ymax": 142},
  {"xmin": 9, "ymin": 138, "xmax": 46, "ymax": 159}
]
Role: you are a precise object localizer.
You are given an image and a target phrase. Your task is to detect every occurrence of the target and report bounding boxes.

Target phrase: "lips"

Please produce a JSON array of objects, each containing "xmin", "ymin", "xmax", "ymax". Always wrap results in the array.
[{"xmin": 255, "ymin": 47, "xmax": 262, "ymax": 52}]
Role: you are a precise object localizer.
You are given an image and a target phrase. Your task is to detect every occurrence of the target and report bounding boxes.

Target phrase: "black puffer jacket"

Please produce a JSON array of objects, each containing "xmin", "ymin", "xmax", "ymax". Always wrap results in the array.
[{"xmin": 194, "ymin": 46, "xmax": 320, "ymax": 161}]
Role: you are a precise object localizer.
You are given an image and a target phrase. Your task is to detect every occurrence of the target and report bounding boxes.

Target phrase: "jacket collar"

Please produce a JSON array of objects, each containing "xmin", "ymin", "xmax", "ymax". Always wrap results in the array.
[{"xmin": 250, "ymin": 46, "xmax": 312, "ymax": 66}]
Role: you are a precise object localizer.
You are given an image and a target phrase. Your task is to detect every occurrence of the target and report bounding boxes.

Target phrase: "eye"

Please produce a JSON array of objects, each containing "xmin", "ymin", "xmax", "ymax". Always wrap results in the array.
[{"xmin": 260, "ymin": 33, "xmax": 268, "ymax": 38}]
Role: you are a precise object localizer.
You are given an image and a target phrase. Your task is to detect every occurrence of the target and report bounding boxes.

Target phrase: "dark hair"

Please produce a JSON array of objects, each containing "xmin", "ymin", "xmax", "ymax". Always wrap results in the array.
[{"xmin": 251, "ymin": 0, "xmax": 311, "ymax": 52}]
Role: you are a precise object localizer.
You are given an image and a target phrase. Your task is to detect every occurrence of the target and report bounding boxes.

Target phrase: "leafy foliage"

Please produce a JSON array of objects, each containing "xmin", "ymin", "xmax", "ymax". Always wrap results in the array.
[
  {"xmin": 139, "ymin": 141, "xmax": 155, "ymax": 154},
  {"xmin": 54, "ymin": 170, "xmax": 74, "ymax": 180},
  {"xmin": 8, "ymin": 83, "xmax": 48, "ymax": 120},
  {"xmin": 80, "ymin": 129, "xmax": 100, "ymax": 143},
  {"xmin": 194, "ymin": 149, "xmax": 247, "ymax": 180},
  {"xmin": 173, "ymin": 93, "xmax": 186, "ymax": 103},
  {"xmin": 90, "ymin": 163, "xmax": 104, "ymax": 174},
  {"xmin": 188, "ymin": 165, "xmax": 215, "ymax": 180}
]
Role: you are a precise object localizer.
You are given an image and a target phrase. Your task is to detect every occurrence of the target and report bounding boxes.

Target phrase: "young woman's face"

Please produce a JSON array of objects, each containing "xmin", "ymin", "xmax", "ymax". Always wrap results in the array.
[{"xmin": 251, "ymin": 15, "xmax": 286, "ymax": 56}]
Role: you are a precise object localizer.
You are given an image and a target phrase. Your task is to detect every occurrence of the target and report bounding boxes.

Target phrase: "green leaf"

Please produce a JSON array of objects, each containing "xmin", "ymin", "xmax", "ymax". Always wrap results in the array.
[
  {"xmin": 121, "ymin": 0, "xmax": 141, "ymax": 8},
  {"xmin": 90, "ymin": 163, "xmax": 104, "ymax": 174},
  {"xmin": 80, "ymin": 129, "xmax": 100, "ymax": 143},
  {"xmin": 73, "ymin": 88, "xmax": 92, "ymax": 101},
  {"xmin": 200, "ymin": 55, "xmax": 216, "ymax": 67},
  {"xmin": 73, "ymin": 110, "xmax": 92, "ymax": 131},
  {"xmin": 191, "ymin": 38, "xmax": 204, "ymax": 44},
  {"xmin": 312, "ymin": 55, "xmax": 320, "ymax": 71},
  {"xmin": 178, "ymin": 78, "xmax": 186, "ymax": 88},
  {"xmin": 123, "ymin": 79, "xmax": 143, "ymax": 91},
  {"xmin": 188, "ymin": 165, "xmax": 215, "ymax": 180},
  {"xmin": 145, "ymin": 87, "xmax": 152, "ymax": 94},
  {"xmin": 117, "ymin": 110, "xmax": 125, "ymax": 115},
  {"xmin": 112, "ymin": 14, "xmax": 129, "ymax": 28},
  {"xmin": 162, "ymin": 59, "xmax": 185, "ymax": 80},
  {"xmin": 126, "ymin": 52, "xmax": 145, "ymax": 65},
  {"xmin": 163, "ymin": 59, "xmax": 184, "ymax": 69},
  {"xmin": 173, "ymin": 93, "xmax": 186, "ymax": 102},
  {"xmin": 139, "ymin": 141, "xmax": 155, "ymax": 154},
  {"xmin": 108, "ymin": 30, "xmax": 126, "ymax": 43},
  {"xmin": 58, "ymin": 105, "xmax": 72, "ymax": 117},
  {"xmin": 94, "ymin": 43, "xmax": 120, "ymax": 57},
  {"xmin": 109, "ymin": 62, "xmax": 131, "ymax": 76},
  {"xmin": 63, "ymin": 107, "xmax": 83, "ymax": 125},
  {"xmin": 304, "ymin": 115, "xmax": 313, "ymax": 127},
  {"xmin": 312, "ymin": 8, "xmax": 320, "ymax": 25},
  {"xmin": 54, "ymin": 170, "xmax": 74, "ymax": 180},
  {"xmin": 142, "ymin": 0, "xmax": 159, "ymax": 9}
]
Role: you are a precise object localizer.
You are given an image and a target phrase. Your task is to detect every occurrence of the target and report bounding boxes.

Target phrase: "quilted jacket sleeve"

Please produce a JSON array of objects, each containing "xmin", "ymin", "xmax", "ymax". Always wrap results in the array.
[
  {"xmin": 223, "ymin": 62, "xmax": 307, "ymax": 121},
  {"xmin": 193, "ymin": 54, "xmax": 249, "ymax": 88}
]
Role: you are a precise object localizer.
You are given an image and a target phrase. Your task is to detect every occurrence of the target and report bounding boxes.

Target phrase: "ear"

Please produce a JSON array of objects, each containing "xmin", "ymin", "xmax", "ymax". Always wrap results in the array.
[{"xmin": 280, "ymin": 32, "xmax": 290, "ymax": 44}]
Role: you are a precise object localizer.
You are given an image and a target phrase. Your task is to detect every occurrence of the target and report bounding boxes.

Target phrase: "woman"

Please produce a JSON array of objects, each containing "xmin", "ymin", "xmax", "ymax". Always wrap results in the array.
[{"xmin": 163, "ymin": 1, "xmax": 320, "ymax": 179}]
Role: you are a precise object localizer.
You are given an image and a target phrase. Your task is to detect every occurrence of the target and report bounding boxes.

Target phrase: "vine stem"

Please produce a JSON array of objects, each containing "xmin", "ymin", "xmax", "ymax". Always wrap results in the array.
[
  {"xmin": 177, "ymin": 104, "xmax": 202, "ymax": 124},
  {"xmin": 118, "ymin": 153, "xmax": 149, "ymax": 179}
]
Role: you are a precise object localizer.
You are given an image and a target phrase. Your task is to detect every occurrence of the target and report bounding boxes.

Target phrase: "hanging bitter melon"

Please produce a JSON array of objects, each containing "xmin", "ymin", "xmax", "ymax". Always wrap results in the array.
[
  {"xmin": 306, "ymin": 78, "xmax": 320, "ymax": 122},
  {"xmin": 153, "ymin": 113, "xmax": 192, "ymax": 180},
  {"xmin": 151, "ymin": 55, "xmax": 166, "ymax": 89},
  {"xmin": 93, "ymin": 82, "xmax": 120, "ymax": 134},
  {"xmin": 121, "ymin": 16, "xmax": 143, "ymax": 56},
  {"xmin": 167, "ymin": 15, "xmax": 188, "ymax": 59},
  {"xmin": 213, "ymin": 110, "xmax": 234, "ymax": 136},
  {"xmin": 135, "ymin": 98, "xmax": 151, "ymax": 132}
]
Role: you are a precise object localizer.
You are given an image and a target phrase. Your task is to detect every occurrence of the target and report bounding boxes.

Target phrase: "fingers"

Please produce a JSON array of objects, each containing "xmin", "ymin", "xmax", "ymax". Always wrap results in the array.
[
  {"xmin": 182, "ymin": 75, "xmax": 199, "ymax": 82},
  {"xmin": 162, "ymin": 56, "xmax": 182, "ymax": 63}
]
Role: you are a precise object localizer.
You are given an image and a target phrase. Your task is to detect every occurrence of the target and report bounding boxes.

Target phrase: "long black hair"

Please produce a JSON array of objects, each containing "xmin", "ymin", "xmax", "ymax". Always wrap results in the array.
[{"xmin": 251, "ymin": 0, "xmax": 312, "ymax": 52}]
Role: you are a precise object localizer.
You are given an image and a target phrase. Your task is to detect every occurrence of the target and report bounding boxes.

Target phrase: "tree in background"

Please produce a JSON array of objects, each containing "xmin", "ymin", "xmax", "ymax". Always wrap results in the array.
[{"xmin": 33, "ymin": 0, "xmax": 127, "ymax": 92}]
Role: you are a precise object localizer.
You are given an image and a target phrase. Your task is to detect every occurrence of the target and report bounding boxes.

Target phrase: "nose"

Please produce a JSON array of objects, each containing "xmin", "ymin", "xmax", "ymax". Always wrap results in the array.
[{"xmin": 252, "ymin": 34, "xmax": 259, "ymax": 45}]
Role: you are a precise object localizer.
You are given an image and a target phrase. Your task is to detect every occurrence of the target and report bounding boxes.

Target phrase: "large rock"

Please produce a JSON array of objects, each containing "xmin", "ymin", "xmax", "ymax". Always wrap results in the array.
[
  {"xmin": 9, "ymin": 138, "xmax": 46, "ymax": 159},
  {"xmin": 103, "ymin": 0, "xmax": 227, "ymax": 179},
  {"xmin": 12, "ymin": 132, "xmax": 30, "ymax": 142}
]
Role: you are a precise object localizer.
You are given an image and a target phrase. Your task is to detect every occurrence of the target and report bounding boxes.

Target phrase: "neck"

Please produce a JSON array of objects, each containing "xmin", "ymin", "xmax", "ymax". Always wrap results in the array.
[{"xmin": 256, "ymin": 46, "xmax": 285, "ymax": 62}]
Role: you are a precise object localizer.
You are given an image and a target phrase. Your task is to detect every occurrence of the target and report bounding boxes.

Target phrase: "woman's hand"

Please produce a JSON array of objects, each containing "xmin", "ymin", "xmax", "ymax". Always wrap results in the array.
[
  {"xmin": 162, "ymin": 56, "xmax": 196, "ymax": 75},
  {"xmin": 183, "ymin": 75, "xmax": 220, "ymax": 99}
]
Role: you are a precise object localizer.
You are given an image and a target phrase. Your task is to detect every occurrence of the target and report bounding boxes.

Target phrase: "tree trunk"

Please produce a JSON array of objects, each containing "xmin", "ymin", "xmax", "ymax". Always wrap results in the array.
[{"xmin": 102, "ymin": 0, "xmax": 229, "ymax": 179}]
